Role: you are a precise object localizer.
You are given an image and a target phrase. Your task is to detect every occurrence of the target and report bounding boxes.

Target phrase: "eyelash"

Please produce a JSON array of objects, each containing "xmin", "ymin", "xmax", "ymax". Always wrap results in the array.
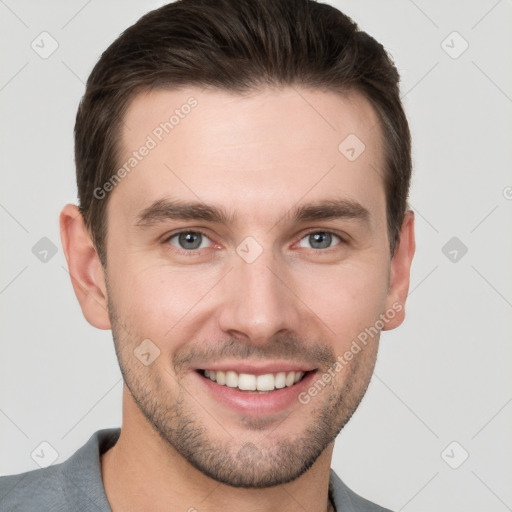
[
  {"xmin": 163, "ymin": 230, "xmax": 215, "ymax": 257},
  {"xmin": 163, "ymin": 229, "xmax": 347, "ymax": 256}
]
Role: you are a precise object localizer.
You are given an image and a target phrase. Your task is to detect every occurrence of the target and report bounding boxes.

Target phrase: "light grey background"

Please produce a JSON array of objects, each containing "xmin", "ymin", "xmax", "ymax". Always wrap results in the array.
[{"xmin": 1, "ymin": 1, "xmax": 511, "ymax": 511}]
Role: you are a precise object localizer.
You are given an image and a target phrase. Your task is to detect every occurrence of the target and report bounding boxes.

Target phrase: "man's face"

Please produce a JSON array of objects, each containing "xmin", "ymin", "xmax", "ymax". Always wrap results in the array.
[{"xmin": 103, "ymin": 86, "xmax": 396, "ymax": 487}]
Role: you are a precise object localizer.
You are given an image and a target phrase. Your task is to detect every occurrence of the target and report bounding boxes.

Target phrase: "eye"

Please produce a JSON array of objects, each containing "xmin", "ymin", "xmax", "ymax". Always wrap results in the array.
[
  {"xmin": 298, "ymin": 231, "xmax": 343, "ymax": 250},
  {"xmin": 166, "ymin": 230, "xmax": 213, "ymax": 251}
]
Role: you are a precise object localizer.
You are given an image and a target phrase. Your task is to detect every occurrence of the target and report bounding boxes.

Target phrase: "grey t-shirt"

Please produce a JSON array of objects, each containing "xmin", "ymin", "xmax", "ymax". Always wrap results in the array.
[{"xmin": 0, "ymin": 428, "xmax": 393, "ymax": 511}]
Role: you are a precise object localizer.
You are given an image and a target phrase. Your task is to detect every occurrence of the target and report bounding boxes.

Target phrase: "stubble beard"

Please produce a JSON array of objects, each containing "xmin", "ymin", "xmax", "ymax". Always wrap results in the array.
[{"xmin": 107, "ymin": 292, "xmax": 378, "ymax": 488}]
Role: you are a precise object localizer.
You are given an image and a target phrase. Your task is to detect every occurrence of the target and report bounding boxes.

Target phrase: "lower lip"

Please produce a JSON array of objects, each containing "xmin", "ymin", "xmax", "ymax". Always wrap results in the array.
[{"xmin": 193, "ymin": 370, "xmax": 316, "ymax": 416}]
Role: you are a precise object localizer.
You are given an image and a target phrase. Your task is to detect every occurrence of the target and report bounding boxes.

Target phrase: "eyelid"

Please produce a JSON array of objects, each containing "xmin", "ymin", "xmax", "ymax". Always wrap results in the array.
[
  {"xmin": 162, "ymin": 228, "xmax": 349, "ymax": 255},
  {"xmin": 295, "ymin": 229, "xmax": 347, "ymax": 250},
  {"xmin": 163, "ymin": 228, "xmax": 216, "ymax": 253}
]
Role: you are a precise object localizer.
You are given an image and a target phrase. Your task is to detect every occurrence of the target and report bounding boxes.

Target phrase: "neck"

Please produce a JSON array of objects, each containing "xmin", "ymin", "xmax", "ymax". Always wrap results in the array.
[{"xmin": 101, "ymin": 392, "xmax": 335, "ymax": 512}]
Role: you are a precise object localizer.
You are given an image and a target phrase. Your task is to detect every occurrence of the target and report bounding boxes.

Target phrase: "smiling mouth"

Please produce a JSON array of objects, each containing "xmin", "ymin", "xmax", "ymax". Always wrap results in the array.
[{"xmin": 197, "ymin": 369, "xmax": 311, "ymax": 393}]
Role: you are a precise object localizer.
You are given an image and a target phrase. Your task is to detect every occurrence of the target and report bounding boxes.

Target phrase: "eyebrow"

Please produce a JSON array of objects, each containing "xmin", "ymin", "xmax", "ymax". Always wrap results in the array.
[{"xmin": 134, "ymin": 197, "xmax": 370, "ymax": 228}]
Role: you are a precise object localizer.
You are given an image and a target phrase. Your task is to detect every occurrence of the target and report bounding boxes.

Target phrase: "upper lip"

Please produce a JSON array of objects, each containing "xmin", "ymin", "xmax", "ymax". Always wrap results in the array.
[{"xmin": 195, "ymin": 361, "xmax": 317, "ymax": 375}]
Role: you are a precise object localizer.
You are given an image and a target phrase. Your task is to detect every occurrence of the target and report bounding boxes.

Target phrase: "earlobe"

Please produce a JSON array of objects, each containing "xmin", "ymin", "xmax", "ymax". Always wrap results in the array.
[
  {"xmin": 382, "ymin": 210, "xmax": 415, "ymax": 331},
  {"xmin": 59, "ymin": 204, "xmax": 111, "ymax": 330}
]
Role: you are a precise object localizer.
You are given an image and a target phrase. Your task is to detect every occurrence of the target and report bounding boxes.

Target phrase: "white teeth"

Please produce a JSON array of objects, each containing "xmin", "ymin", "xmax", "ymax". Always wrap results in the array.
[
  {"xmin": 285, "ymin": 372, "xmax": 295, "ymax": 387},
  {"xmin": 238, "ymin": 373, "xmax": 256, "ymax": 391},
  {"xmin": 225, "ymin": 370, "xmax": 238, "ymax": 388},
  {"xmin": 202, "ymin": 369, "xmax": 306, "ymax": 391},
  {"xmin": 274, "ymin": 372, "xmax": 286, "ymax": 389},
  {"xmin": 256, "ymin": 374, "xmax": 275, "ymax": 391},
  {"xmin": 216, "ymin": 370, "xmax": 226, "ymax": 385}
]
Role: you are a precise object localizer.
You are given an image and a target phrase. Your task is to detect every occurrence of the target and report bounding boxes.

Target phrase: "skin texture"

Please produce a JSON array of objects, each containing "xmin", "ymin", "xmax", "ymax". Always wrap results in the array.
[{"xmin": 60, "ymin": 86, "xmax": 415, "ymax": 512}]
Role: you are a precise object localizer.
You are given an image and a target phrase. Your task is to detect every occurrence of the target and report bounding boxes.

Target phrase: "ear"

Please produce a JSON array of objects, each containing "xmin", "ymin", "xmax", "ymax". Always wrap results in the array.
[
  {"xmin": 59, "ymin": 204, "xmax": 111, "ymax": 330},
  {"xmin": 382, "ymin": 210, "xmax": 415, "ymax": 330}
]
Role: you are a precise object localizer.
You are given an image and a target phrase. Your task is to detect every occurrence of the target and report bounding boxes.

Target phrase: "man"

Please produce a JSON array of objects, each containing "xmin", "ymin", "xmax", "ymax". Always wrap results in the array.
[{"xmin": 0, "ymin": 0, "xmax": 415, "ymax": 510}]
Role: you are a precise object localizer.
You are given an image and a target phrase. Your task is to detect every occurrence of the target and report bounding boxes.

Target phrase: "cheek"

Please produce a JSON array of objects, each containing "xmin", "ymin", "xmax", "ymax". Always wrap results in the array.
[
  {"xmin": 109, "ymin": 262, "xmax": 221, "ymax": 340},
  {"xmin": 294, "ymin": 261, "xmax": 389, "ymax": 342}
]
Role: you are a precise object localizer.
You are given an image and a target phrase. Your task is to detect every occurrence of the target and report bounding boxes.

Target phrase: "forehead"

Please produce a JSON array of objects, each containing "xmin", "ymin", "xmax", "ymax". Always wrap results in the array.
[{"xmin": 110, "ymin": 86, "xmax": 385, "ymax": 226}]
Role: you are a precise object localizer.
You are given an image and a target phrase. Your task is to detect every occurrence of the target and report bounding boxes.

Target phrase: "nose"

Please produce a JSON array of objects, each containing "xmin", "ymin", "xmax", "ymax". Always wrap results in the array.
[{"xmin": 217, "ymin": 244, "xmax": 302, "ymax": 346}]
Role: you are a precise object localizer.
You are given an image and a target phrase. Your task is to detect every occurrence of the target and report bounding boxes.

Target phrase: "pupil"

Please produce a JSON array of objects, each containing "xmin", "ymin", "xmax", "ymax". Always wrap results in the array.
[
  {"xmin": 310, "ymin": 232, "xmax": 331, "ymax": 249},
  {"xmin": 179, "ymin": 232, "xmax": 201, "ymax": 250}
]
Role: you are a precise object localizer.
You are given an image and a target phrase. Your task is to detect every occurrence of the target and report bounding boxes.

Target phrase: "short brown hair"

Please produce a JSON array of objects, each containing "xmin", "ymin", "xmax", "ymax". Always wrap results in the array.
[{"xmin": 75, "ymin": 0, "xmax": 412, "ymax": 266}]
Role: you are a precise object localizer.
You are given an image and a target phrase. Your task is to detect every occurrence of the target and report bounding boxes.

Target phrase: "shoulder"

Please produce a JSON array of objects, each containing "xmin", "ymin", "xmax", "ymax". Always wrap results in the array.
[
  {"xmin": 0, "ymin": 428, "xmax": 120, "ymax": 512},
  {"xmin": 0, "ymin": 464, "xmax": 69, "ymax": 512},
  {"xmin": 329, "ymin": 469, "xmax": 394, "ymax": 512}
]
